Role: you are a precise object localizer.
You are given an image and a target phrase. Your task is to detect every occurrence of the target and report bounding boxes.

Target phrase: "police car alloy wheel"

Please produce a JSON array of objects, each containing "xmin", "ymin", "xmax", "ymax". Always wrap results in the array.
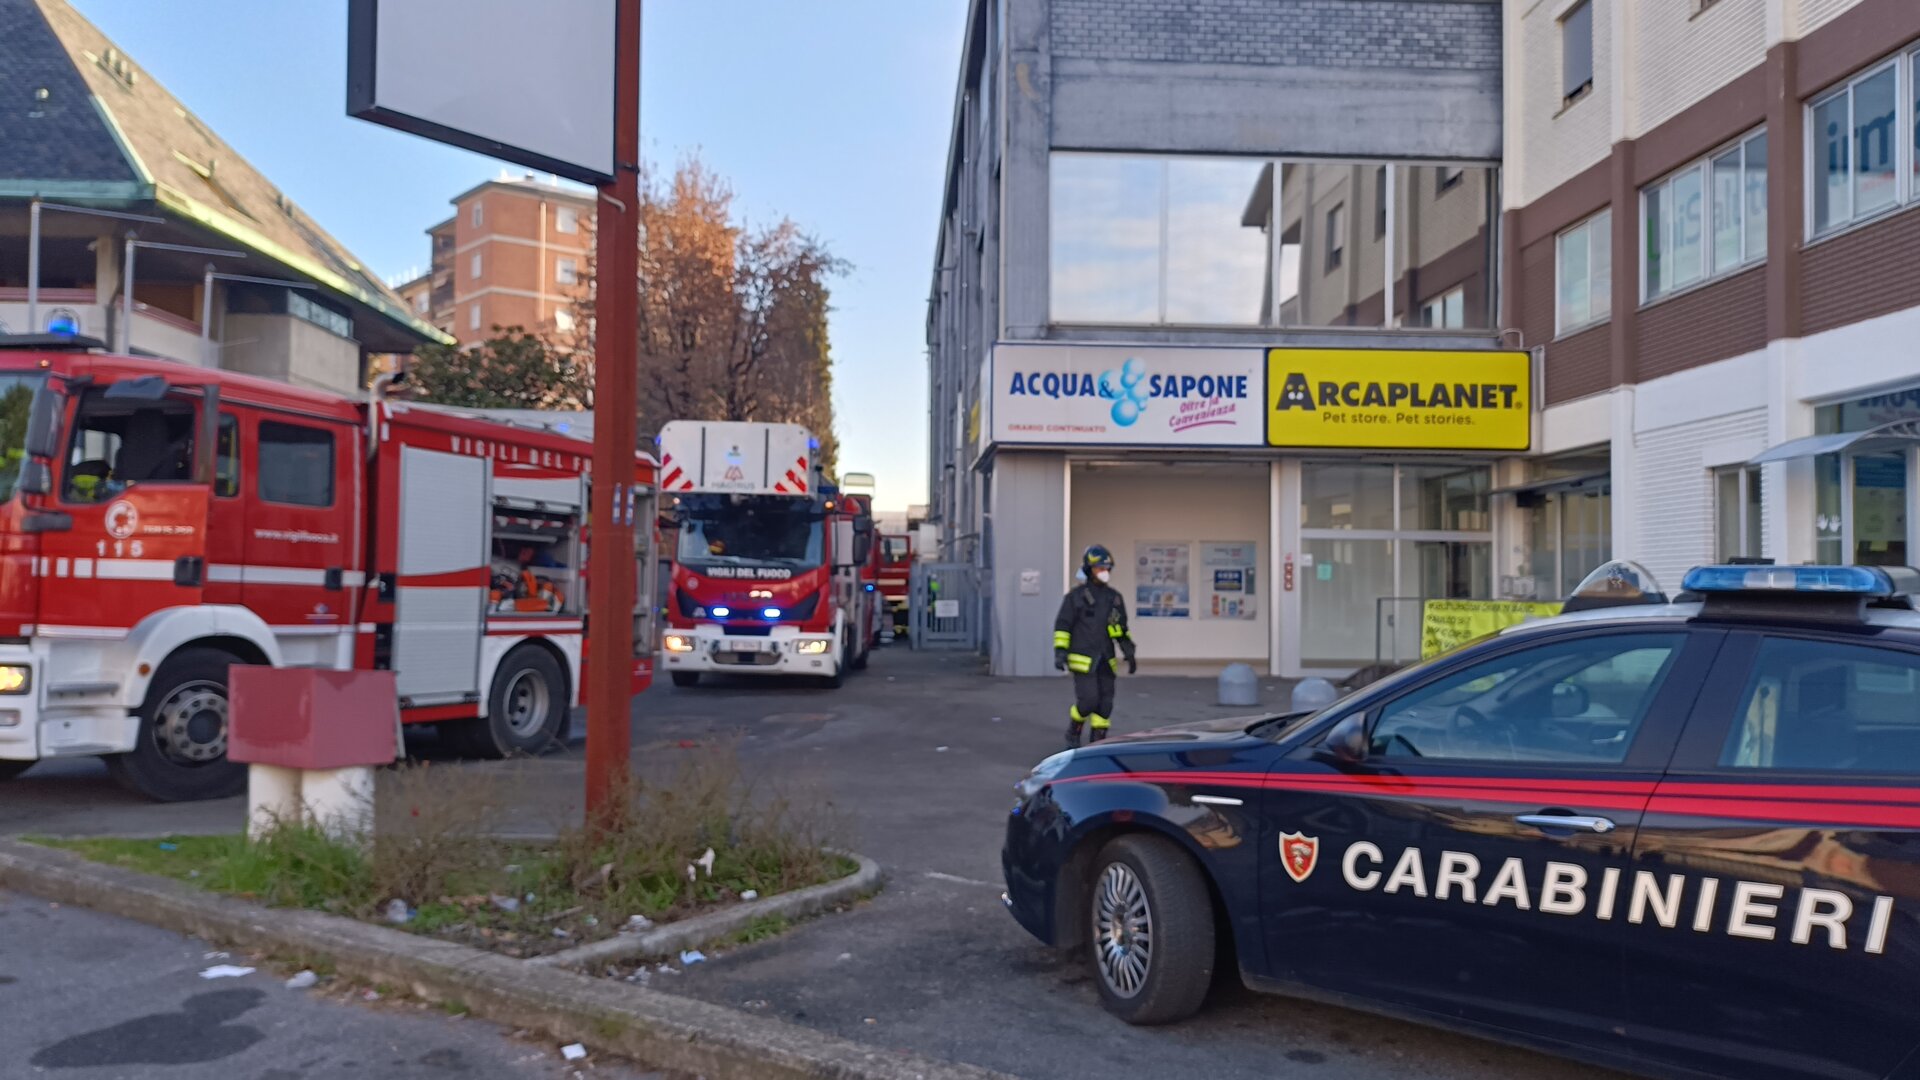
[{"xmin": 1087, "ymin": 834, "xmax": 1215, "ymax": 1024}]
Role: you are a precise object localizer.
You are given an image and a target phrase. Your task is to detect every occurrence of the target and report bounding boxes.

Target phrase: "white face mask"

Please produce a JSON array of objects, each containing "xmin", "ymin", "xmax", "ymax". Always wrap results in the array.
[{"xmin": 1094, "ymin": 569, "xmax": 1111, "ymax": 584}]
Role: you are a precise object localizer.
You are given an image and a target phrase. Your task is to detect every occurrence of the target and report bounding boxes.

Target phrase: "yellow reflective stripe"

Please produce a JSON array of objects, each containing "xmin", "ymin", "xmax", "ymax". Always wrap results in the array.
[
  {"xmin": 1070, "ymin": 706, "xmax": 1084, "ymax": 721},
  {"xmin": 1053, "ymin": 631, "xmax": 1072, "ymax": 648},
  {"xmin": 1088, "ymin": 713, "xmax": 1110, "ymax": 730},
  {"xmin": 1066, "ymin": 653, "xmax": 1093, "ymax": 673},
  {"xmin": 1108, "ymin": 657, "xmax": 1119, "ymax": 672},
  {"xmin": 1106, "ymin": 624, "xmax": 1125, "ymax": 638}
]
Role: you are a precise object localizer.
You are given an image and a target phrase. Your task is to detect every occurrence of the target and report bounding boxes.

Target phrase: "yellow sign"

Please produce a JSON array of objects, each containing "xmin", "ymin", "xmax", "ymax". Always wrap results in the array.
[
  {"xmin": 1420, "ymin": 599, "xmax": 1562, "ymax": 659},
  {"xmin": 1266, "ymin": 348, "xmax": 1531, "ymax": 450}
]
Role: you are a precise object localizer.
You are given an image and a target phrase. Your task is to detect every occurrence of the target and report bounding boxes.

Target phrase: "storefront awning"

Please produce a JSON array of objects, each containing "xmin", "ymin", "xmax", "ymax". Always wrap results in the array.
[
  {"xmin": 1490, "ymin": 470, "xmax": 1611, "ymax": 498},
  {"xmin": 1749, "ymin": 419, "xmax": 1920, "ymax": 464}
]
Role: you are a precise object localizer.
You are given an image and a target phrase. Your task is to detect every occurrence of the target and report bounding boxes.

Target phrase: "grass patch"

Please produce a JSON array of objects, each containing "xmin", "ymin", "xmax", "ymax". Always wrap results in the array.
[{"xmin": 35, "ymin": 745, "xmax": 850, "ymax": 958}]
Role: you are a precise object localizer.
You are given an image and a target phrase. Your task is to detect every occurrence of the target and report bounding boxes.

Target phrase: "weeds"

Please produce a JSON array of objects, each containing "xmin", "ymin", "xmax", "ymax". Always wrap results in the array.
[{"xmin": 37, "ymin": 746, "xmax": 850, "ymax": 958}]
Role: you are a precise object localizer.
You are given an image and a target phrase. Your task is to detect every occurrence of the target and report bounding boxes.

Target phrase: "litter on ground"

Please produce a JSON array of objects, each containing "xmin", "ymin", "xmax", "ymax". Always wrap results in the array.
[{"xmin": 199, "ymin": 965, "xmax": 255, "ymax": 979}]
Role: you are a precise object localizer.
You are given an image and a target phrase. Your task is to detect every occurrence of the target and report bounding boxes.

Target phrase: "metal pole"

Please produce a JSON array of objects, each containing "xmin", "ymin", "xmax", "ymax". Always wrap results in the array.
[
  {"xmin": 585, "ymin": 0, "xmax": 642, "ymax": 824},
  {"xmin": 26, "ymin": 199, "xmax": 41, "ymax": 330},
  {"xmin": 201, "ymin": 264, "xmax": 216, "ymax": 367},
  {"xmin": 120, "ymin": 233, "xmax": 136, "ymax": 353}
]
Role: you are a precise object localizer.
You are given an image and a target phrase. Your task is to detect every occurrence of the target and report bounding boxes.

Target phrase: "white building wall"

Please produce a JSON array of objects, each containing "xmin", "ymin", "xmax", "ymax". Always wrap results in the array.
[
  {"xmin": 1631, "ymin": 0, "xmax": 1767, "ymax": 137},
  {"xmin": 1634, "ymin": 406, "xmax": 1768, "ymax": 589},
  {"xmin": 1511, "ymin": 0, "xmax": 1614, "ymax": 207},
  {"xmin": 1797, "ymin": 0, "xmax": 1865, "ymax": 36}
]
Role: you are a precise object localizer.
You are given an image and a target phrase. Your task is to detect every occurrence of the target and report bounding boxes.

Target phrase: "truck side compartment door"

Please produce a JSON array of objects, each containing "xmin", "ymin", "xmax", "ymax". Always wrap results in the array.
[{"xmin": 389, "ymin": 446, "xmax": 488, "ymax": 708}]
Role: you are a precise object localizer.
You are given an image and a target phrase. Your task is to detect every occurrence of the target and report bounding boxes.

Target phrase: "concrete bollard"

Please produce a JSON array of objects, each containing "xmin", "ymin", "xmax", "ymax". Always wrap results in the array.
[
  {"xmin": 1290, "ymin": 677, "xmax": 1339, "ymax": 713},
  {"xmin": 1217, "ymin": 663, "xmax": 1259, "ymax": 707}
]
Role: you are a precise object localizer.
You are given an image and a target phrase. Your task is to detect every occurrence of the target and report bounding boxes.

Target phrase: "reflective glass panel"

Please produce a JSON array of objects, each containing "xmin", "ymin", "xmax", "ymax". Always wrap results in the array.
[
  {"xmin": 1854, "ymin": 66, "xmax": 1899, "ymax": 218},
  {"xmin": 1164, "ymin": 157, "xmax": 1270, "ymax": 325},
  {"xmin": 1050, "ymin": 154, "xmax": 1162, "ymax": 323}
]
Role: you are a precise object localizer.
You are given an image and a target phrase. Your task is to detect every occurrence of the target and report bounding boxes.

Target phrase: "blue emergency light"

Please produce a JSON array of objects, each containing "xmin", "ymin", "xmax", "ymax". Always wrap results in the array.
[{"xmin": 1681, "ymin": 564, "xmax": 1920, "ymax": 597}]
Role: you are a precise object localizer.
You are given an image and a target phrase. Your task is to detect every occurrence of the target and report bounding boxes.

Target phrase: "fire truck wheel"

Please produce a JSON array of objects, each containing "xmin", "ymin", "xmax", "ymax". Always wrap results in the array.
[
  {"xmin": 821, "ymin": 633, "xmax": 848, "ymax": 689},
  {"xmin": 670, "ymin": 671, "xmax": 700, "ymax": 688},
  {"xmin": 460, "ymin": 646, "xmax": 568, "ymax": 759},
  {"xmin": 0, "ymin": 760, "xmax": 31, "ymax": 781},
  {"xmin": 107, "ymin": 647, "xmax": 245, "ymax": 802},
  {"xmin": 852, "ymin": 636, "xmax": 871, "ymax": 671}
]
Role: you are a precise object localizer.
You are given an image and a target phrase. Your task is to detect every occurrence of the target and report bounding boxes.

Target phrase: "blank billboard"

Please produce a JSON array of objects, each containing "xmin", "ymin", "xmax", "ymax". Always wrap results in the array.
[{"xmin": 347, "ymin": 0, "xmax": 617, "ymax": 185}]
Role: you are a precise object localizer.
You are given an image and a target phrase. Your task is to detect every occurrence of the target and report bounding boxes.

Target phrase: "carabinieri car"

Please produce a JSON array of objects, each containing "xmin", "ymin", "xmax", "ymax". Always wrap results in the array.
[{"xmin": 1002, "ymin": 562, "xmax": 1920, "ymax": 1080}]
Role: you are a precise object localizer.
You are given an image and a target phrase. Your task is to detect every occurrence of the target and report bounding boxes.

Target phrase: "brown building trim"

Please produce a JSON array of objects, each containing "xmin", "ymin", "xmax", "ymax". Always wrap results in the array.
[
  {"xmin": 1633, "ymin": 63, "xmax": 1768, "ymax": 185},
  {"xmin": 1635, "ymin": 265, "xmax": 1767, "ymax": 381},
  {"xmin": 1608, "ymin": 139, "xmax": 1638, "ymax": 386},
  {"xmin": 1803, "ymin": 204, "xmax": 1920, "ymax": 336},
  {"xmin": 1797, "ymin": 0, "xmax": 1920, "ymax": 99},
  {"xmin": 1514, "ymin": 158, "xmax": 1610, "ymax": 250},
  {"xmin": 1766, "ymin": 39, "xmax": 1803, "ymax": 341},
  {"xmin": 1544, "ymin": 321, "xmax": 1610, "ymax": 406}
]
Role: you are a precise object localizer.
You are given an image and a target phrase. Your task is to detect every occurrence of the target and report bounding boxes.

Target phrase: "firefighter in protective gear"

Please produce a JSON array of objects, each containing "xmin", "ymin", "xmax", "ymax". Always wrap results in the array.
[{"xmin": 1054, "ymin": 544, "xmax": 1136, "ymax": 747}]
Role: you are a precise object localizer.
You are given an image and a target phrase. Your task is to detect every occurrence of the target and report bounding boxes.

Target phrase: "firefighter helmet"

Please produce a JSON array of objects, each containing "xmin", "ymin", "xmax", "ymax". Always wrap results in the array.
[{"xmin": 1082, "ymin": 544, "xmax": 1115, "ymax": 572}]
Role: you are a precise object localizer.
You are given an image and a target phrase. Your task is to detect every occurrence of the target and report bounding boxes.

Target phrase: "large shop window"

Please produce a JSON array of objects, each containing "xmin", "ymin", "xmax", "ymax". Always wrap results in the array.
[
  {"xmin": 1300, "ymin": 463, "xmax": 1491, "ymax": 670},
  {"xmin": 1643, "ymin": 129, "xmax": 1767, "ymax": 301},
  {"xmin": 1808, "ymin": 51, "xmax": 1918, "ymax": 239},
  {"xmin": 1810, "ymin": 393, "xmax": 1920, "ymax": 566},
  {"xmin": 1049, "ymin": 153, "xmax": 1497, "ymax": 331},
  {"xmin": 1503, "ymin": 450, "xmax": 1611, "ymax": 602}
]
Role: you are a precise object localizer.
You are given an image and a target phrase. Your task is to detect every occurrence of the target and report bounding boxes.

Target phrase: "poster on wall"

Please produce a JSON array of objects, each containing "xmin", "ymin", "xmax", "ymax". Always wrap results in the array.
[
  {"xmin": 1201, "ymin": 541, "xmax": 1257, "ymax": 620},
  {"xmin": 1134, "ymin": 542, "xmax": 1190, "ymax": 618}
]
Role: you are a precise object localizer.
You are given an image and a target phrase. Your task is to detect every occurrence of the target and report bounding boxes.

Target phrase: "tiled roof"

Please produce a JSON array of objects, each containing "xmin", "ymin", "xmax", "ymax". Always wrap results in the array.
[{"xmin": 0, "ymin": 0, "xmax": 139, "ymax": 191}]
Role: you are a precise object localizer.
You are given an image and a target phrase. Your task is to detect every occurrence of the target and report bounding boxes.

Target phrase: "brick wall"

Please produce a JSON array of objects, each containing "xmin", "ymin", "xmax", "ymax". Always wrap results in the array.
[
  {"xmin": 1634, "ymin": 265, "xmax": 1766, "ymax": 381},
  {"xmin": 1803, "ymin": 207, "xmax": 1920, "ymax": 336},
  {"xmin": 1049, "ymin": 0, "xmax": 1500, "ymax": 70},
  {"xmin": 1632, "ymin": 0, "xmax": 1765, "ymax": 137}
]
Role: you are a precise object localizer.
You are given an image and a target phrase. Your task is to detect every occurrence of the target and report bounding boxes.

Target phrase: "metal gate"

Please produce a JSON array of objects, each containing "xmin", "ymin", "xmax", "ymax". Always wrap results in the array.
[{"xmin": 909, "ymin": 562, "xmax": 979, "ymax": 649}]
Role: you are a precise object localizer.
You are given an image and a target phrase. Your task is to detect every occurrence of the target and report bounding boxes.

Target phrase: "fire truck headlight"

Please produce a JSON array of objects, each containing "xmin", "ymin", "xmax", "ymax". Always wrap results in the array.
[
  {"xmin": 795, "ymin": 639, "xmax": 831, "ymax": 655},
  {"xmin": 0, "ymin": 709, "xmax": 18, "ymax": 727},
  {"xmin": 710, "ymin": 606, "xmax": 731, "ymax": 618},
  {"xmin": 663, "ymin": 634, "xmax": 696, "ymax": 653},
  {"xmin": 0, "ymin": 665, "xmax": 31, "ymax": 695},
  {"xmin": 762, "ymin": 607, "xmax": 782, "ymax": 619}
]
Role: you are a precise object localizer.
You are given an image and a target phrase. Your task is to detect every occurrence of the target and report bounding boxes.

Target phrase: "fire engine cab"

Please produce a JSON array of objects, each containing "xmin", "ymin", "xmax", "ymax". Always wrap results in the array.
[
  {"xmin": 0, "ymin": 336, "xmax": 655, "ymax": 801},
  {"xmin": 658, "ymin": 420, "xmax": 874, "ymax": 687}
]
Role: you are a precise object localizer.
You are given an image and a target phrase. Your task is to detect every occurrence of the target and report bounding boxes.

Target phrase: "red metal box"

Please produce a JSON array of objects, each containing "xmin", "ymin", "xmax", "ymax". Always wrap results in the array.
[{"xmin": 228, "ymin": 667, "xmax": 399, "ymax": 770}]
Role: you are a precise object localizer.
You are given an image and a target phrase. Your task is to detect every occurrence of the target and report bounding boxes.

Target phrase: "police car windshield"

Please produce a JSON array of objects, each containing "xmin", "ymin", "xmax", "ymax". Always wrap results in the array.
[{"xmin": 676, "ymin": 496, "xmax": 823, "ymax": 568}]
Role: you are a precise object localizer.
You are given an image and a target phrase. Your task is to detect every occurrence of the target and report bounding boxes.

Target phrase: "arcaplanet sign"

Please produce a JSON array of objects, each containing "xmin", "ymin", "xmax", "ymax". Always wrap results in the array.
[{"xmin": 1266, "ymin": 348, "xmax": 1531, "ymax": 451}]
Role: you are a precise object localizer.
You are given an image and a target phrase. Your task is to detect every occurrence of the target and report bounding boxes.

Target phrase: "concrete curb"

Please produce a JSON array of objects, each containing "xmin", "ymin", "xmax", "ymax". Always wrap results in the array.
[
  {"xmin": 535, "ymin": 851, "xmax": 884, "ymax": 970},
  {"xmin": 0, "ymin": 839, "xmax": 1011, "ymax": 1080}
]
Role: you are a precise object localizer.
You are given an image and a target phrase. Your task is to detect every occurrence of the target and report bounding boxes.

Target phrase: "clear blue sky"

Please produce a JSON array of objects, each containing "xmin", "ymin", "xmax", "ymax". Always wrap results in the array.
[{"xmin": 70, "ymin": 0, "xmax": 963, "ymax": 513}]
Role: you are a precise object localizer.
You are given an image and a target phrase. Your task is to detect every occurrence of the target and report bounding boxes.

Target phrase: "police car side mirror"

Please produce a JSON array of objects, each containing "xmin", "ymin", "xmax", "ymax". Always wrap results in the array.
[{"xmin": 1323, "ymin": 712, "xmax": 1369, "ymax": 765}]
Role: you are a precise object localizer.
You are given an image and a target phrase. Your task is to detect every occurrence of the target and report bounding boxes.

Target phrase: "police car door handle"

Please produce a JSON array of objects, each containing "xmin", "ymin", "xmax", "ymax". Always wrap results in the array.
[{"xmin": 1515, "ymin": 813, "xmax": 1616, "ymax": 834}]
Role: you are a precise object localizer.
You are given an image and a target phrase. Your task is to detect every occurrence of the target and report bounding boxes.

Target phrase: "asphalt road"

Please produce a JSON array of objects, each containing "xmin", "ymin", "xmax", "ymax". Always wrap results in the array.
[
  {"xmin": 0, "ymin": 888, "xmax": 659, "ymax": 1080},
  {"xmin": 0, "ymin": 648, "xmax": 1629, "ymax": 1080}
]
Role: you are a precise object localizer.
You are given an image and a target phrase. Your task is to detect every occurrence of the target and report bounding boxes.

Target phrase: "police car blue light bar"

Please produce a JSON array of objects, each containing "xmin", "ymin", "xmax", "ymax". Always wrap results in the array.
[{"xmin": 1680, "ymin": 564, "xmax": 1917, "ymax": 597}]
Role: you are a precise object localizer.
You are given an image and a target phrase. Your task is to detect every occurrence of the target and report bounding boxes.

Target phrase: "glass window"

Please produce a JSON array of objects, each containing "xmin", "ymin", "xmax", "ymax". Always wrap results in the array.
[
  {"xmin": 1644, "ymin": 131, "xmax": 1765, "ymax": 299},
  {"xmin": 1812, "ymin": 91, "xmax": 1852, "ymax": 234},
  {"xmin": 1281, "ymin": 163, "xmax": 1374, "ymax": 328},
  {"xmin": 1049, "ymin": 154, "xmax": 1162, "ymax": 324},
  {"xmin": 1374, "ymin": 166, "xmax": 1387, "ymax": 238},
  {"xmin": 1301, "ymin": 536, "xmax": 1394, "ymax": 667},
  {"xmin": 1744, "ymin": 132, "xmax": 1769, "ymax": 262},
  {"xmin": 215, "ymin": 414, "xmax": 238, "ymax": 499},
  {"xmin": 471, "ymin": 203, "xmax": 483, "ymax": 227},
  {"xmin": 1325, "ymin": 203, "xmax": 1345, "ymax": 271},
  {"xmin": 1814, "ymin": 452, "xmax": 1844, "ymax": 564},
  {"xmin": 288, "ymin": 292, "xmax": 352, "ymax": 339},
  {"xmin": 1562, "ymin": 1, "xmax": 1594, "ymax": 103},
  {"xmin": 469, "ymin": 305, "xmax": 481, "ymax": 332},
  {"xmin": 63, "ymin": 394, "xmax": 198, "ymax": 504},
  {"xmin": 1302, "ymin": 463, "xmax": 1395, "ymax": 530},
  {"xmin": 1395, "ymin": 164, "xmax": 1496, "ymax": 330},
  {"xmin": 258, "ymin": 421, "xmax": 334, "ymax": 507},
  {"xmin": 554, "ymin": 308, "xmax": 575, "ymax": 334},
  {"xmin": 1402, "ymin": 465, "xmax": 1490, "ymax": 531},
  {"xmin": 0, "ymin": 375, "xmax": 42, "ymax": 504},
  {"xmin": 1714, "ymin": 465, "xmax": 1763, "ymax": 560},
  {"xmin": 469, "ymin": 252, "xmax": 482, "ymax": 279},
  {"xmin": 1164, "ymin": 157, "xmax": 1270, "ymax": 325},
  {"xmin": 1420, "ymin": 287, "xmax": 1465, "ymax": 329},
  {"xmin": 555, "ymin": 258, "xmax": 578, "ymax": 286},
  {"xmin": 1721, "ymin": 638, "xmax": 1920, "ymax": 775},
  {"xmin": 1556, "ymin": 209, "xmax": 1609, "ymax": 333},
  {"xmin": 1371, "ymin": 633, "xmax": 1684, "ymax": 763},
  {"xmin": 1854, "ymin": 65, "xmax": 1899, "ymax": 217},
  {"xmin": 556, "ymin": 206, "xmax": 579, "ymax": 234}
]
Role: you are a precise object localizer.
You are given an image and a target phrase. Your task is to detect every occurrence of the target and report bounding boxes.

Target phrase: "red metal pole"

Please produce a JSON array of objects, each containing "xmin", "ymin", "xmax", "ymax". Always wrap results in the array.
[{"xmin": 586, "ymin": 0, "xmax": 642, "ymax": 823}]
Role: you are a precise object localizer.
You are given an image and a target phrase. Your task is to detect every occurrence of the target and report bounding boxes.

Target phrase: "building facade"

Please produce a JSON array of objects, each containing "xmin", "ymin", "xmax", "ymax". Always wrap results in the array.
[
  {"xmin": 1507, "ymin": 0, "xmax": 1920, "ymax": 594},
  {"xmin": 404, "ymin": 176, "xmax": 594, "ymax": 348},
  {"xmin": 927, "ymin": 0, "xmax": 1518, "ymax": 677},
  {"xmin": 0, "ymin": 0, "xmax": 442, "ymax": 394}
]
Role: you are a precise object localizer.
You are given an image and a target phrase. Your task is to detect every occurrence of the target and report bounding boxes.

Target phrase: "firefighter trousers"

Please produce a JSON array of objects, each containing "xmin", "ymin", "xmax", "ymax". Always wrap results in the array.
[{"xmin": 1070, "ymin": 665, "xmax": 1116, "ymax": 729}]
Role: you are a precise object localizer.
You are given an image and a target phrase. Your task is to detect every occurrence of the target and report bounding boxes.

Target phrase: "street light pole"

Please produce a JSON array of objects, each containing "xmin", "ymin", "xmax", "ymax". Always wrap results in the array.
[{"xmin": 584, "ymin": 0, "xmax": 642, "ymax": 823}]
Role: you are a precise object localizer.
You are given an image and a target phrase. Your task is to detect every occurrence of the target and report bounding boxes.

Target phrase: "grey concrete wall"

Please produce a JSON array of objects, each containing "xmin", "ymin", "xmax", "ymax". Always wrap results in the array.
[
  {"xmin": 223, "ymin": 313, "xmax": 360, "ymax": 397},
  {"xmin": 1049, "ymin": 0, "xmax": 1500, "ymax": 70},
  {"xmin": 989, "ymin": 450, "xmax": 1067, "ymax": 677}
]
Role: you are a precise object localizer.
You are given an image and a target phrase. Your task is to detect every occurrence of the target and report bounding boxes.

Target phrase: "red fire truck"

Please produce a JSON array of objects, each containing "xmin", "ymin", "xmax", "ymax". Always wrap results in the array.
[
  {"xmin": 0, "ymin": 336, "xmax": 656, "ymax": 801},
  {"xmin": 876, "ymin": 531, "xmax": 914, "ymax": 633},
  {"xmin": 657, "ymin": 420, "xmax": 874, "ymax": 687}
]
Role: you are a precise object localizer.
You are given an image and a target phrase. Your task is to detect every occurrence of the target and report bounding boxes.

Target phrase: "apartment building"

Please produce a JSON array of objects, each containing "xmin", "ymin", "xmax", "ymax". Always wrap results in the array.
[
  {"xmin": 927, "ymin": 0, "xmax": 1514, "ymax": 676},
  {"xmin": 1506, "ymin": 0, "xmax": 1920, "ymax": 595},
  {"xmin": 408, "ymin": 175, "xmax": 594, "ymax": 347}
]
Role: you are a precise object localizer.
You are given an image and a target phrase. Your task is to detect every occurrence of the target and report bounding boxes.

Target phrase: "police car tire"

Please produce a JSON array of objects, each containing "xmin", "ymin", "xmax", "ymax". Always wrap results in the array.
[
  {"xmin": 670, "ymin": 671, "xmax": 701, "ymax": 688},
  {"xmin": 458, "ymin": 646, "xmax": 568, "ymax": 760},
  {"xmin": 107, "ymin": 648, "xmax": 246, "ymax": 803},
  {"xmin": 1090, "ymin": 834, "xmax": 1216, "ymax": 1025},
  {"xmin": 0, "ymin": 760, "xmax": 31, "ymax": 781}
]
